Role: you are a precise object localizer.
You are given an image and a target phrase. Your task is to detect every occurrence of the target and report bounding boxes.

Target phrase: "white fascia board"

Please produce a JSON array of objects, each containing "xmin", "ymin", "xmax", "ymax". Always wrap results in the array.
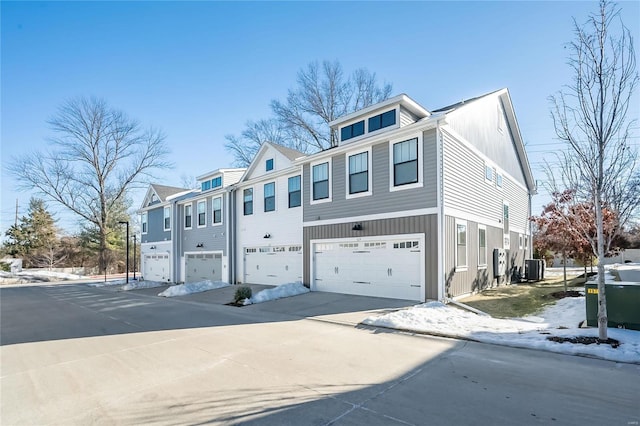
[
  {"xmin": 295, "ymin": 116, "xmax": 445, "ymax": 166},
  {"xmin": 233, "ymin": 165, "xmax": 302, "ymax": 188},
  {"xmin": 302, "ymin": 208, "xmax": 438, "ymax": 227},
  {"xmin": 196, "ymin": 168, "xmax": 247, "ymax": 182},
  {"xmin": 329, "ymin": 94, "xmax": 430, "ymax": 128}
]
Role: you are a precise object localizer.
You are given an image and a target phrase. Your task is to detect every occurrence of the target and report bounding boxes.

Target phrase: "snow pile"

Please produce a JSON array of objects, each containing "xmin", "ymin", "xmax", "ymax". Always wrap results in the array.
[
  {"xmin": 158, "ymin": 280, "xmax": 230, "ymax": 297},
  {"xmin": 13, "ymin": 270, "xmax": 84, "ymax": 281},
  {"xmin": 363, "ymin": 297, "xmax": 640, "ymax": 363},
  {"xmin": 244, "ymin": 282, "xmax": 309, "ymax": 305},
  {"xmin": 121, "ymin": 280, "xmax": 164, "ymax": 291},
  {"xmin": 87, "ymin": 279, "xmax": 127, "ymax": 287}
]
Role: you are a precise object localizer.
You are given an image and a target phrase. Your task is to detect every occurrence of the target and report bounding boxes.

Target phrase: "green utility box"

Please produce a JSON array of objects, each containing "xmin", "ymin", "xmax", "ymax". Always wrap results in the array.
[{"xmin": 585, "ymin": 282, "xmax": 640, "ymax": 330}]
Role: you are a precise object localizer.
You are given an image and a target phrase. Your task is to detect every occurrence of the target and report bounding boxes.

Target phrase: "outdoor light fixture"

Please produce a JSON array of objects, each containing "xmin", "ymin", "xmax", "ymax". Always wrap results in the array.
[
  {"xmin": 352, "ymin": 223, "xmax": 363, "ymax": 231},
  {"xmin": 263, "ymin": 233, "xmax": 271, "ymax": 239},
  {"xmin": 196, "ymin": 243, "xmax": 204, "ymax": 248}
]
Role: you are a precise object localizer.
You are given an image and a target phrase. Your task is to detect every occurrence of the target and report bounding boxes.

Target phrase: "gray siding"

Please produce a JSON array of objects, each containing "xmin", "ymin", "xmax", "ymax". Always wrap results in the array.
[
  {"xmin": 142, "ymin": 207, "xmax": 170, "ymax": 243},
  {"xmin": 444, "ymin": 216, "xmax": 529, "ymax": 297},
  {"xmin": 303, "ymin": 214, "xmax": 439, "ymax": 300},
  {"xmin": 399, "ymin": 106, "xmax": 419, "ymax": 127},
  {"xmin": 445, "ymin": 96, "xmax": 527, "ymax": 187},
  {"xmin": 180, "ymin": 195, "xmax": 228, "ymax": 255},
  {"xmin": 304, "ymin": 129, "xmax": 438, "ymax": 222}
]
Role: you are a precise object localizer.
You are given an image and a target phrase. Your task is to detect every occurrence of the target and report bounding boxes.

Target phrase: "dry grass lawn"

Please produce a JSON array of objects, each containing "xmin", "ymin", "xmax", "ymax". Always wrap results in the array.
[{"xmin": 460, "ymin": 275, "xmax": 587, "ymax": 318}]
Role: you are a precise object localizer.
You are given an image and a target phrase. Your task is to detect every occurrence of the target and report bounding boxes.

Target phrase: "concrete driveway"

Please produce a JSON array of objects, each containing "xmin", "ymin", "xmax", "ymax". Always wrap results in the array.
[{"xmin": 2, "ymin": 282, "xmax": 639, "ymax": 425}]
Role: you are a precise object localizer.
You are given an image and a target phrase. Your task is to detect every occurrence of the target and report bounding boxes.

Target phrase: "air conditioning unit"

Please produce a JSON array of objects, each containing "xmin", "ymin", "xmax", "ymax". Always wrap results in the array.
[{"xmin": 525, "ymin": 259, "xmax": 544, "ymax": 281}]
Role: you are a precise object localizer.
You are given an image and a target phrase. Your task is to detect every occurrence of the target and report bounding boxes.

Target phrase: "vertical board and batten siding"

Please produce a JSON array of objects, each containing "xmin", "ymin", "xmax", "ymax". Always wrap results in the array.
[
  {"xmin": 303, "ymin": 129, "xmax": 438, "ymax": 222},
  {"xmin": 303, "ymin": 214, "xmax": 439, "ymax": 300},
  {"xmin": 444, "ymin": 95, "xmax": 527, "ymax": 187},
  {"xmin": 181, "ymin": 195, "xmax": 227, "ymax": 254},
  {"xmin": 142, "ymin": 207, "xmax": 171, "ymax": 243},
  {"xmin": 399, "ymin": 106, "xmax": 419, "ymax": 127},
  {"xmin": 444, "ymin": 216, "xmax": 504, "ymax": 297}
]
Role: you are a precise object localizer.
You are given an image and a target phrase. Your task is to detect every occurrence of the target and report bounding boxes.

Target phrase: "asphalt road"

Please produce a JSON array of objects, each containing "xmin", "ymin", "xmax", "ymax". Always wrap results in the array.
[{"xmin": 1, "ymin": 282, "xmax": 639, "ymax": 425}]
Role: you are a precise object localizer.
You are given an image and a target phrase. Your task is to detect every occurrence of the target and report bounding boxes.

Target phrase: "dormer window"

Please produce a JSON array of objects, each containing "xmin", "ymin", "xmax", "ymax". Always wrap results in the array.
[
  {"xmin": 266, "ymin": 159, "xmax": 274, "ymax": 172},
  {"xmin": 201, "ymin": 181, "xmax": 211, "ymax": 191},
  {"xmin": 368, "ymin": 109, "xmax": 396, "ymax": 132},
  {"xmin": 211, "ymin": 176, "xmax": 222, "ymax": 189},
  {"xmin": 340, "ymin": 120, "xmax": 364, "ymax": 142}
]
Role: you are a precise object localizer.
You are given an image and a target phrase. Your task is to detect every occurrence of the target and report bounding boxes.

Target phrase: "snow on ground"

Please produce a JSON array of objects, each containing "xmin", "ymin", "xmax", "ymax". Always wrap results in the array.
[
  {"xmin": 363, "ymin": 297, "xmax": 640, "ymax": 364},
  {"xmin": 244, "ymin": 282, "xmax": 309, "ymax": 305},
  {"xmin": 12, "ymin": 270, "xmax": 84, "ymax": 280},
  {"xmin": 121, "ymin": 280, "xmax": 164, "ymax": 291},
  {"xmin": 87, "ymin": 279, "xmax": 127, "ymax": 288},
  {"xmin": 158, "ymin": 280, "xmax": 230, "ymax": 297}
]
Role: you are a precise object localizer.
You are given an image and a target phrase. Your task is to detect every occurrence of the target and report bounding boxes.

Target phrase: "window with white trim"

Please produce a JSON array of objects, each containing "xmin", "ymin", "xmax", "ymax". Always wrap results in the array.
[
  {"xmin": 243, "ymin": 188, "xmax": 253, "ymax": 215},
  {"xmin": 184, "ymin": 204, "xmax": 192, "ymax": 229},
  {"xmin": 197, "ymin": 200, "xmax": 206, "ymax": 227},
  {"xmin": 340, "ymin": 120, "xmax": 364, "ymax": 142},
  {"xmin": 456, "ymin": 221, "xmax": 467, "ymax": 269},
  {"xmin": 348, "ymin": 151, "xmax": 369, "ymax": 194},
  {"xmin": 266, "ymin": 159, "xmax": 274, "ymax": 171},
  {"xmin": 211, "ymin": 176, "xmax": 222, "ymax": 189},
  {"xmin": 288, "ymin": 175, "xmax": 301, "ymax": 208},
  {"xmin": 478, "ymin": 226, "xmax": 487, "ymax": 267},
  {"xmin": 212, "ymin": 197, "xmax": 222, "ymax": 224},
  {"xmin": 485, "ymin": 164, "xmax": 493, "ymax": 184},
  {"xmin": 312, "ymin": 162, "xmax": 330, "ymax": 201},
  {"xmin": 163, "ymin": 206, "xmax": 171, "ymax": 231},
  {"xmin": 496, "ymin": 173, "xmax": 503, "ymax": 188},
  {"xmin": 264, "ymin": 182, "xmax": 275, "ymax": 212},
  {"xmin": 141, "ymin": 212, "xmax": 148, "ymax": 234},
  {"xmin": 368, "ymin": 109, "xmax": 396, "ymax": 132},
  {"xmin": 393, "ymin": 138, "xmax": 419, "ymax": 187}
]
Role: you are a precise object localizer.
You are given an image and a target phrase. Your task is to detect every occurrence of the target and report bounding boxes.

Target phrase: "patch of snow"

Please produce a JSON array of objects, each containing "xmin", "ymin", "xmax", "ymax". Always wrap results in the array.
[
  {"xmin": 363, "ymin": 297, "xmax": 640, "ymax": 364},
  {"xmin": 87, "ymin": 279, "xmax": 127, "ymax": 287},
  {"xmin": 158, "ymin": 280, "xmax": 230, "ymax": 297},
  {"xmin": 122, "ymin": 280, "xmax": 164, "ymax": 291},
  {"xmin": 15, "ymin": 270, "xmax": 84, "ymax": 280},
  {"xmin": 244, "ymin": 282, "xmax": 309, "ymax": 305}
]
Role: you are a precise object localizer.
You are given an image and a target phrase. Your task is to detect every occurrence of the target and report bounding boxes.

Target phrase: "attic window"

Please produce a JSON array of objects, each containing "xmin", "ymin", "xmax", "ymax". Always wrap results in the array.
[
  {"xmin": 368, "ymin": 110, "xmax": 396, "ymax": 132},
  {"xmin": 340, "ymin": 120, "xmax": 364, "ymax": 142},
  {"xmin": 151, "ymin": 194, "xmax": 157, "ymax": 203},
  {"xmin": 266, "ymin": 159, "xmax": 274, "ymax": 171},
  {"xmin": 211, "ymin": 176, "xmax": 222, "ymax": 189},
  {"xmin": 201, "ymin": 181, "xmax": 211, "ymax": 191}
]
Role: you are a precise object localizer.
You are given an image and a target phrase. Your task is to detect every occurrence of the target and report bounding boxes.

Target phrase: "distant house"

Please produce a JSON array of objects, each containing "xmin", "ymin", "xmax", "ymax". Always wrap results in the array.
[
  {"xmin": 139, "ymin": 88, "xmax": 535, "ymax": 301},
  {"xmin": 138, "ymin": 184, "xmax": 193, "ymax": 282}
]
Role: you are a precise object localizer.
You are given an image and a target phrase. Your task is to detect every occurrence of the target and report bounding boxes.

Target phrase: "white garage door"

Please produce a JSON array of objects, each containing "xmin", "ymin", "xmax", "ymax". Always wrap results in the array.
[
  {"xmin": 313, "ymin": 238, "xmax": 423, "ymax": 301},
  {"xmin": 185, "ymin": 253, "xmax": 222, "ymax": 283},
  {"xmin": 143, "ymin": 254, "xmax": 170, "ymax": 282},
  {"xmin": 244, "ymin": 245, "xmax": 302, "ymax": 285}
]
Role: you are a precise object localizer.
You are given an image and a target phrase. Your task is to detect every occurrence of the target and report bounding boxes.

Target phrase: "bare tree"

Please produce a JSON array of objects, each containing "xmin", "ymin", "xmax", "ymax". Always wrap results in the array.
[
  {"xmin": 226, "ymin": 60, "xmax": 392, "ymax": 166},
  {"xmin": 548, "ymin": 0, "xmax": 638, "ymax": 340},
  {"xmin": 9, "ymin": 97, "xmax": 171, "ymax": 275}
]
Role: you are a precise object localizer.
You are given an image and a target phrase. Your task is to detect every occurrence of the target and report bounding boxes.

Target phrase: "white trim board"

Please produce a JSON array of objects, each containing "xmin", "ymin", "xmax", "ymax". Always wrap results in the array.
[{"xmin": 303, "ymin": 208, "xmax": 438, "ymax": 227}]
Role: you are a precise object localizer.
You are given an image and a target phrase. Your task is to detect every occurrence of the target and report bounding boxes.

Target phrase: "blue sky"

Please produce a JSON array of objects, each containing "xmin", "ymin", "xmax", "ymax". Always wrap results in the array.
[{"xmin": 1, "ymin": 1, "xmax": 639, "ymax": 234}]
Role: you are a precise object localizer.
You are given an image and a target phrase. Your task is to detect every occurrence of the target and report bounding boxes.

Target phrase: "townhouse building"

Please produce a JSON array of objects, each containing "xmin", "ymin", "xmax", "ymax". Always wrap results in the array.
[{"xmin": 139, "ymin": 88, "xmax": 534, "ymax": 302}]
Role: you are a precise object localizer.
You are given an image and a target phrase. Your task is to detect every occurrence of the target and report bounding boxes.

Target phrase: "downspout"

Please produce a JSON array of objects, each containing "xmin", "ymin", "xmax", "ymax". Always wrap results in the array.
[
  {"xmin": 173, "ymin": 198, "xmax": 180, "ymax": 284},
  {"xmin": 436, "ymin": 121, "xmax": 445, "ymax": 302},
  {"xmin": 229, "ymin": 187, "xmax": 236, "ymax": 284}
]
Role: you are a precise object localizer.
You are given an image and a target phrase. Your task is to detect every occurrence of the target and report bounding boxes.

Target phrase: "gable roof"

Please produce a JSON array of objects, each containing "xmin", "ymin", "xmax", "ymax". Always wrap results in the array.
[
  {"xmin": 271, "ymin": 143, "xmax": 307, "ymax": 161},
  {"xmin": 151, "ymin": 184, "xmax": 190, "ymax": 202},
  {"xmin": 438, "ymin": 88, "xmax": 536, "ymax": 193}
]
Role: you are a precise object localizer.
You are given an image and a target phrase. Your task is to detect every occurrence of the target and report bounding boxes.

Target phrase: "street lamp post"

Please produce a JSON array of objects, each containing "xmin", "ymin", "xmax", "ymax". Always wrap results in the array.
[
  {"xmin": 133, "ymin": 234, "xmax": 137, "ymax": 280},
  {"xmin": 118, "ymin": 221, "xmax": 129, "ymax": 284}
]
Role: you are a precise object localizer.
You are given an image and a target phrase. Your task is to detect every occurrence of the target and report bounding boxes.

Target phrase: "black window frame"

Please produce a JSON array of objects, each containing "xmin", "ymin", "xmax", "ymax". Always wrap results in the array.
[
  {"xmin": 368, "ymin": 109, "xmax": 396, "ymax": 132},
  {"xmin": 243, "ymin": 188, "xmax": 253, "ymax": 216},
  {"xmin": 312, "ymin": 162, "xmax": 330, "ymax": 201},
  {"xmin": 264, "ymin": 182, "xmax": 275, "ymax": 212},
  {"xmin": 212, "ymin": 197, "xmax": 222, "ymax": 224},
  {"xmin": 184, "ymin": 204, "xmax": 192, "ymax": 229},
  {"xmin": 197, "ymin": 200, "xmax": 206, "ymax": 227},
  {"xmin": 340, "ymin": 120, "xmax": 365, "ymax": 141},
  {"xmin": 393, "ymin": 138, "xmax": 419, "ymax": 187},
  {"xmin": 348, "ymin": 152, "xmax": 369, "ymax": 194},
  {"xmin": 288, "ymin": 175, "xmax": 301, "ymax": 208}
]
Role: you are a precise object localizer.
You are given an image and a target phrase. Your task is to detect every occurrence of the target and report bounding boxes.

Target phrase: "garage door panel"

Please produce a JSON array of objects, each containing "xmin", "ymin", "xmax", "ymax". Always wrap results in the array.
[
  {"xmin": 144, "ymin": 254, "xmax": 170, "ymax": 282},
  {"xmin": 186, "ymin": 253, "xmax": 222, "ymax": 283},
  {"xmin": 313, "ymin": 238, "xmax": 423, "ymax": 301},
  {"xmin": 244, "ymin": 246, "xmax": 302, "ymax": 285}
]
